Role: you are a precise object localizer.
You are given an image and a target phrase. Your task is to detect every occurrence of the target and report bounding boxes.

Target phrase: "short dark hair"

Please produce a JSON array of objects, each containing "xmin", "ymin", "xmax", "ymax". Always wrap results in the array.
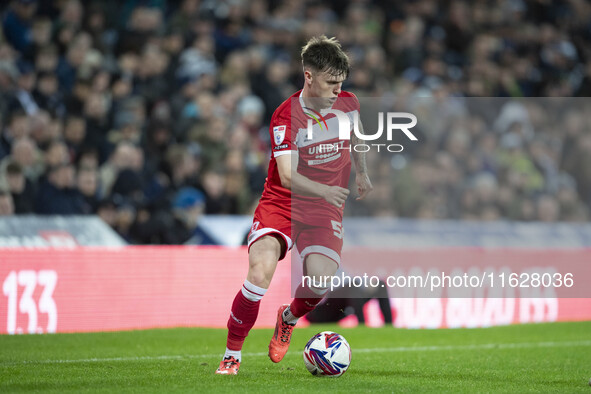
[
  {"xmin": 6, "ymin": 161, "xmax": 23, "ymax": 176},
  {"xmin": 301, "ymin": 35, "xmax": 350, "ymax": 78}
]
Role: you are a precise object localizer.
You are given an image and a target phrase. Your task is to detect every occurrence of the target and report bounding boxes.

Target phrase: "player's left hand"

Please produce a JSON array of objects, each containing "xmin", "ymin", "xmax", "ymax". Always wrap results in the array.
[{"xmin": 355, "ymin": 172, "xmax": 373, "ymax": 200}]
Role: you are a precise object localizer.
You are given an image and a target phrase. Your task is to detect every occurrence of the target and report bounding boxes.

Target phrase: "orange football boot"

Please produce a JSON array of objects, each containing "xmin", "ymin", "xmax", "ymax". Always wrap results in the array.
[
  {"xmin": 268, "ymin": 304, "xmax": 295, "ymax": 363},
  {"xmin": 215, "ymin": 356, "xmax": 240, "ymax": 375}
]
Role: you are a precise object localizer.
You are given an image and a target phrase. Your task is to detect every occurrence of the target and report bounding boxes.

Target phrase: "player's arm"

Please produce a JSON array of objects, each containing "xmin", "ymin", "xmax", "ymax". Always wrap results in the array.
[
  {"xmin": 276, "ymin": 153, "xmax": 349, "ymax": 207},
  {"xmin": 351, "ymin": 119, "xmax": 373, "ymax": 201}
]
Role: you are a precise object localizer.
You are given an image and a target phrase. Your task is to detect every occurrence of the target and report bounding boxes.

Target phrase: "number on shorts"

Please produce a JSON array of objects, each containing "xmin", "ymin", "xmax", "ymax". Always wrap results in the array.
[{"xmin": 331, "ymin": 221, "xmax": 344, "ymax": 239}]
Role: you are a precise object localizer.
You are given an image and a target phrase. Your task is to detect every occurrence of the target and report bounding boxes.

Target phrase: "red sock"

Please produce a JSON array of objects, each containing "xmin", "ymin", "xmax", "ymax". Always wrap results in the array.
[
  {"xmin": 289, "ymin": 282, "xmax": 328, "ymax": 318},
  {"xmin": 226, "ymin": 280, "xmax": 267, "ymax": 351}
]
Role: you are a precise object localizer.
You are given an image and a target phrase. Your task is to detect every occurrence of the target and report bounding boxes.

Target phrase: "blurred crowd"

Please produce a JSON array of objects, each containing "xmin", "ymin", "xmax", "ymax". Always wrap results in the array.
[
  {"xmin": 349, "ymin": 97, "xmax": 591, "ymax": 222},
  {"xmin": 1, "ymin": 0, "xmax": 590, "ymax": 243}
]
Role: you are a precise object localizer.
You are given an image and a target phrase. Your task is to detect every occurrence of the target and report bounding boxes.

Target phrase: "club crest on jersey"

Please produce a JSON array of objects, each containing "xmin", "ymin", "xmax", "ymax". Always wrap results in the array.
[{"xmin": 273, "ymin": 125, "xmax": 286, "ymax": 145}]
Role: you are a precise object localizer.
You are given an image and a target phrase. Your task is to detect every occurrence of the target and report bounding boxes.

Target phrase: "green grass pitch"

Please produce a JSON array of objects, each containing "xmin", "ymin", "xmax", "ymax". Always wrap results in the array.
[{"xmin": 1, "ymin": 321, "xmax": 590, "ymax": 392}]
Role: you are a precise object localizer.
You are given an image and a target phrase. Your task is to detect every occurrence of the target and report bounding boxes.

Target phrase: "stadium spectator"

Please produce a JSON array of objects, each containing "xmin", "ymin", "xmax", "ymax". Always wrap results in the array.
[
  {"xmin": 33, "ymin": 44, "xmax": 58, "ymax": 74},
  {"xmin": 1, "ymin": 160, "xmax": 35, "ymax": 213},
  {"xmin": 12, "ymin": 60, "xmax": 39, "ymax": 115},
  {"xmin": 0, "ymin": 109, "xmax": 30, "ymax": 159},
  {"xmin": 44, "ymin": 139, "xmax": 69, "ymax": 168},
  {"xmin": 111, "ymin": 168, "xmax": 144, "ymax": 208},
  {"xmin": 5, "ymin": 136, "xmax": 43, "ymax": 182},
  {"xmin": 28, "ymin": 109, "xmax": 53, "ymax": 147},
  {"xmin": 34, "ymin": 162, "xmax": 85, "ymax": 214},
  {"xmin": 2, "ymin": 0, "xmax": 37, "ymax": 54},
  {"xmin": 75, "ymin": 147, "xmax": 99, "ymax": 170},
  {"xmin": 170, "ymin": 186, "xmax": 216, "ymax": 245},
  {"xmin": 96, "ymin": 197, "xmax": 117, "ymax": 230},
  {"xmin": 34, "ymin": 70, "xmax": 64, "ymax": 117},
  {"xmin": 98, "ymin": 141, "xmax": 140, "ymax": 197},
  {"xmin": 27, "ymin": 16, "xmax": 52, "ymax": 61},
  {"xmin": 63, "ymin": 114, "xmax": 86, "ymax": 154},
  {"xmin": 77, "ymin": 164, "xmax": 100, "ymax": 213}
]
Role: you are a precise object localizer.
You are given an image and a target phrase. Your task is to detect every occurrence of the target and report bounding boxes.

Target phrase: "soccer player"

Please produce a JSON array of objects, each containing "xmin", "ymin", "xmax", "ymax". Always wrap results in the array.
[{"xmin": 216, "ymin": 36, "xmax": 372, "ymax": 375}]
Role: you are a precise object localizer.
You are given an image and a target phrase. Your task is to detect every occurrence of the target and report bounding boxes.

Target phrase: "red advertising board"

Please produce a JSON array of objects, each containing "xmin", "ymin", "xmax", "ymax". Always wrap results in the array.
[
  {"xmin": 0, "ymin": 247, "xmax": 291, "ymax": 334},
  {"xmin": 0, "ymin": 246, "xmax": 590, "ymax": 334}
]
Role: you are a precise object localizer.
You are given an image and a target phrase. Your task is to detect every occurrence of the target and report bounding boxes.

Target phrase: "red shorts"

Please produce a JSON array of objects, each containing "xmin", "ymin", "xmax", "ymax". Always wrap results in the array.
[
  {"xmin": 293, "ymin": 218, "xmax": 343, "ymax": 266},
  {"xmin": 247, "ymin": 204, "xmax": 293, "ymax": 260},
  {"xmin": 247, "ymin": 203, "xmax": 343, "ymax": 265}
]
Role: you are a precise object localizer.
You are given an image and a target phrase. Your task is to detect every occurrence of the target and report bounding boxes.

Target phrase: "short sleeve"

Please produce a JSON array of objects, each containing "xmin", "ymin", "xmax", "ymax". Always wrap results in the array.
[{"xmin": 270, "ymin": 111, "xmax": 296, "ymax": 158}]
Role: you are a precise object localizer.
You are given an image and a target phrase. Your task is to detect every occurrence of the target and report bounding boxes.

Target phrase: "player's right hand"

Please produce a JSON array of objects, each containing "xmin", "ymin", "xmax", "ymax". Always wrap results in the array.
[{"xmin": 323, "ymin": 186, "xmax": 350, "ymax": 208}]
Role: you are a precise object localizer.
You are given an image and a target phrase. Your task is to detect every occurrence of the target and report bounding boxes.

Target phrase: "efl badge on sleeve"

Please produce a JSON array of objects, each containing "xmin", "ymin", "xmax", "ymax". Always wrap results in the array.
[{"xmin": 273, "ymin": 125, "xmax": 286, "ymax": 145}]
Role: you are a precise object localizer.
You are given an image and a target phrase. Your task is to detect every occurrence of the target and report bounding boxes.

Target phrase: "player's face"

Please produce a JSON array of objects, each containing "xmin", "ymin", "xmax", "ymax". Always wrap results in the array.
[{"xmin": 305, "ymin": 69, "xmax": 345, "ymax": 108}]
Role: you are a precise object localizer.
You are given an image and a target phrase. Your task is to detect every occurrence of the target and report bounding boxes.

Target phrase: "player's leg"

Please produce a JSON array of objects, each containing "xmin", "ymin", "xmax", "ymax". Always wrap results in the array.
[
  {"xmin": 285, "ymin": 253, "xmax": 338, "ymax": 322},
  {"xmin": 227, "ymin": 235, "xmax": 283, "ymax": 351},
  {"xmin": 285, "ymin": 222, "xmax": 343, "ymax": 328},
  {"xmin": 216, "ymin": 235, "xmax": 285, "ymax": 375},
  {"xmin": 269, "ymin": 217, "xmax": 343, "ymax": 363},
  {"xmin": 269, "ymin": 251, "xmax": 339, "ymax": 363}
]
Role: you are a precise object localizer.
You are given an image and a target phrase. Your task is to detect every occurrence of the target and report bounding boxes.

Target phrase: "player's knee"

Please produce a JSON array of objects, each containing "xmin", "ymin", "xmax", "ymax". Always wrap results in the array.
[
  {"xmin": 305, "ymin": 254, "xmax": 338, "ymax": 279},
  {"xmin": 247, "ymin": 246, "xmax": 279, "ymax": 288},
  {"xmin": 247, "ymin": 259, "xmax": 274, "ymax": 288}
]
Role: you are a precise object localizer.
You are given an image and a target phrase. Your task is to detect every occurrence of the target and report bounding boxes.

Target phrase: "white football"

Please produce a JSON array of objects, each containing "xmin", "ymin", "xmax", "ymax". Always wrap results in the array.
[{"xmin": 303, "ymin": 331, "xmax": 351, "ymax": 377}]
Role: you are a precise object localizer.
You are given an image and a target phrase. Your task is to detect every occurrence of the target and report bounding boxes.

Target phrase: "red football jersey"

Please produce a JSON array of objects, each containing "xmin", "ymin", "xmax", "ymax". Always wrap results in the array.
[{"xmin": 256, "ymin": 90, "xmax": 360, "ymax": 226}]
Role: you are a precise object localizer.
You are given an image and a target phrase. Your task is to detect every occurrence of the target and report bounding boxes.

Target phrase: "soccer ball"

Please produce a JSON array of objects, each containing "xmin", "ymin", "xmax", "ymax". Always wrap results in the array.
[{"xmin": 303, "ymin": 331, "xmax": 351, "ymax": 377}]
